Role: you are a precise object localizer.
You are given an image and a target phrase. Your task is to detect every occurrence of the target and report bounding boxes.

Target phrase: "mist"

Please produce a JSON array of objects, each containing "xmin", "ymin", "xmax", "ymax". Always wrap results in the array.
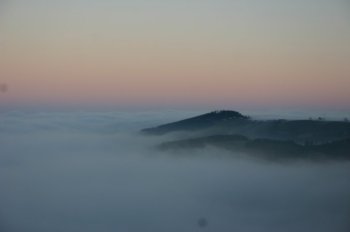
[{"xmin": 1, "ymin": 111, "xmax": 350, "ymax": 232}]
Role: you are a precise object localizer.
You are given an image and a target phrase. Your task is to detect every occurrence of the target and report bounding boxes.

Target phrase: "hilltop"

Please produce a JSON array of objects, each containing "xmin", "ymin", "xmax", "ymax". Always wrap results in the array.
[
  {"xmin": 141, "ymin": 110, "xmax": 249, "ymax": 135},
  {"xmin": 141, "ymin": 110, "xmax": 350, "ymax": 161},
  {"xmin": 142, "ymin": 110, "xmax": 350, "ymax": 143}
]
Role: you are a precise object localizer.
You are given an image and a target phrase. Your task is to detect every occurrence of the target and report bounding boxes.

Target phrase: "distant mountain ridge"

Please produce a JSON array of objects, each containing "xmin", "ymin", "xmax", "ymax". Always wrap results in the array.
[
  {"xmin": 142, "ymin": 110, "xmax": 350, "ymax": 143},
  {"xmin": 141, "ymin": 110, "xmax": 350, "ymax": 161},
  {"xmin": 141, "ymin": 110, "xmax": 249, "ymax": 135}
]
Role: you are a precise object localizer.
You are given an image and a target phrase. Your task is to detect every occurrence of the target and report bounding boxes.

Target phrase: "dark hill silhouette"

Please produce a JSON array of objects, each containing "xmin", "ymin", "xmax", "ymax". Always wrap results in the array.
[
  {"xmin": 141, "ymin": 110, "xmax": 249, "ymax": 135},
  {"xmin": 142, "ymin": 110, "xmax": 350, "ymax": 161},
  {"xmin": 142, "ymin": 110, "xmax": 350, "ymax": 143}
]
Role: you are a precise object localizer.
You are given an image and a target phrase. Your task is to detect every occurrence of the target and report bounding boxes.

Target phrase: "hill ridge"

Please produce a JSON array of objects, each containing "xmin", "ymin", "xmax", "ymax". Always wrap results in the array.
[{"xmin": 141, "ymin": 110, "xmax": 249, "ymax": 135}]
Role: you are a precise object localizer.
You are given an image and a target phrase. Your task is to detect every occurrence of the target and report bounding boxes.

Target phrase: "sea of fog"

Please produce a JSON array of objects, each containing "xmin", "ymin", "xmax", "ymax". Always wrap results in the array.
[{"xmin": 0, "ymin": 111, "xmax": 350, "ymax": 232}]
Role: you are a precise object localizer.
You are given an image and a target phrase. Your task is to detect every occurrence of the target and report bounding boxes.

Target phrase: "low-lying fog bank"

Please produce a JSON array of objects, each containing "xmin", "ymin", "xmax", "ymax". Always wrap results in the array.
[{"xmin": 0, "ymin": 111, "xmax": 349, "ymax": 232}]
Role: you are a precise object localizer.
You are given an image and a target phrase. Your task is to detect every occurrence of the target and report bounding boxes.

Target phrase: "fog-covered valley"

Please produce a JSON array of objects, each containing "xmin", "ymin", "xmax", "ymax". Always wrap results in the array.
[{"xmin": 1, "ymin": 111, "xmax": 350, "ymax": 232}]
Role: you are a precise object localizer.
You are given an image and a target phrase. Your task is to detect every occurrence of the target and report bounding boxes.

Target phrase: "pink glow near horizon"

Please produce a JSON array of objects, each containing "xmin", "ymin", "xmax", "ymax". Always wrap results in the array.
[{"xmin": 1, "ymin": 0, "xmax": 349, "ymax": 110}]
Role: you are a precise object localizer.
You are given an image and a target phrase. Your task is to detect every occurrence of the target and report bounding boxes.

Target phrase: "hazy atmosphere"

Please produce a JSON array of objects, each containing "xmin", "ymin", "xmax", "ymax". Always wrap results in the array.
[
  {"xmin": 1, "ymin": 1, "xmax": 350, "ymax": 231},
  {"xmin": 1, "ymin": 111, "xmax": 350, "ymax": 232}
]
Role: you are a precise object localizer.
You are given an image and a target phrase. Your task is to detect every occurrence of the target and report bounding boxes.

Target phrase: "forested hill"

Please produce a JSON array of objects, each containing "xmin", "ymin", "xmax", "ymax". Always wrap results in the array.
[
  {"xmin": 142, "ymin": 110, "xmax": 350, "ymax": 143},
  {"xmin": 141, "ymin": 110, "xmax": 249, "ymax": 135}
]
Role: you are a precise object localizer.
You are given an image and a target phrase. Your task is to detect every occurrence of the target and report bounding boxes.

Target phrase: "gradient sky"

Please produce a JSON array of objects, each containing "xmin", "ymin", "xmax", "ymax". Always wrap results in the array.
[{"xmin": 0, "ymin": 0, "xmax": 349, "ymax": 110}]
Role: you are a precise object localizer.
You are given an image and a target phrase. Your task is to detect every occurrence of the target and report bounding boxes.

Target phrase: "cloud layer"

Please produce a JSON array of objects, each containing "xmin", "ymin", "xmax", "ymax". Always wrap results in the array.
[{"xmin": 0, "ymin": 111, "xmax": 349, "ymax": 232}]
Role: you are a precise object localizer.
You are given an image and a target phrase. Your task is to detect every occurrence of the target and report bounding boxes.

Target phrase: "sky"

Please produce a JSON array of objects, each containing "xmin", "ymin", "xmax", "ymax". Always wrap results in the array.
[{"xmin": 0, "ymin": 0, "xmax": 349, "ymax": 110}]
